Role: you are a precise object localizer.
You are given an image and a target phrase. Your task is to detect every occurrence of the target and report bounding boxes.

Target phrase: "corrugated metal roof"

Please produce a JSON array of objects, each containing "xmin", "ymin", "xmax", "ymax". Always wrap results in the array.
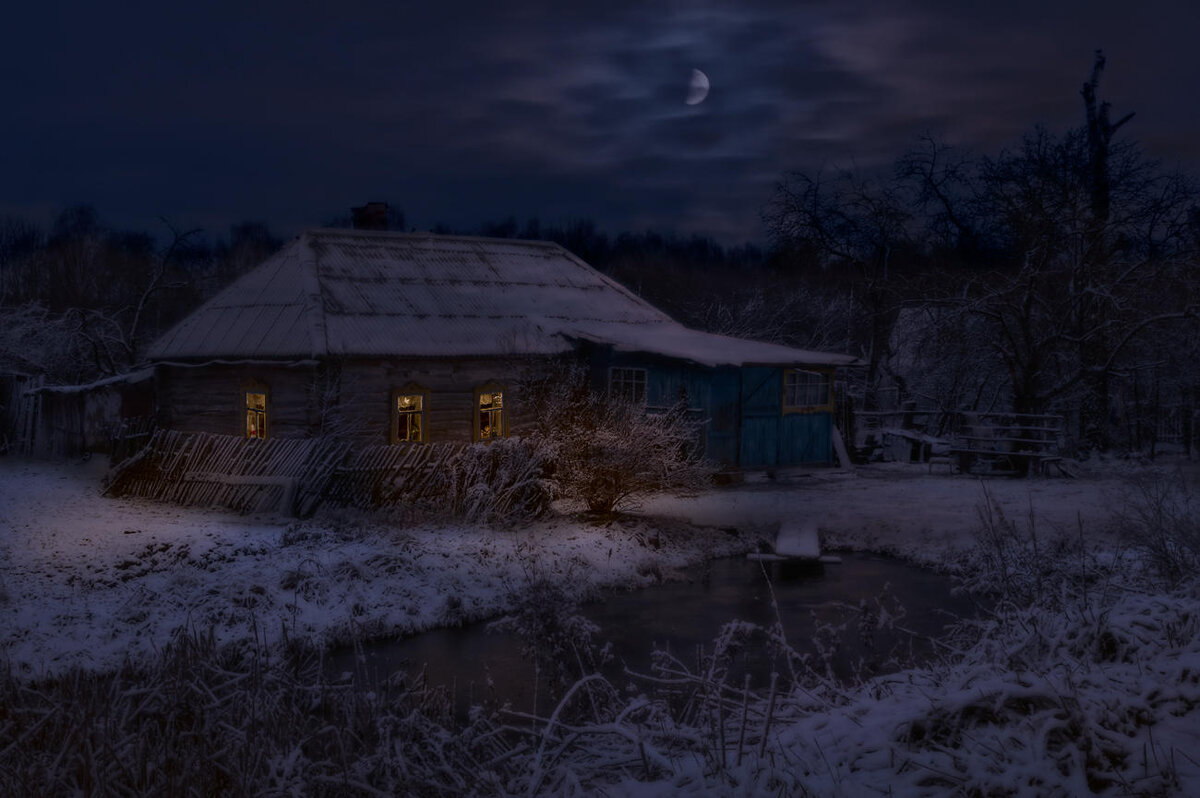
[{"xmin": 148, "ymin": 229, "xmax": 858, "ymax": 368}]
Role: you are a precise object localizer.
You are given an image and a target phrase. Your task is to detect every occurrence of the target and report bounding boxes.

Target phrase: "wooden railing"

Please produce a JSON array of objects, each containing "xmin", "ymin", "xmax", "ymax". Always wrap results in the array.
[{"xmin": 948, "ymin": 411, "xmax": 1065, "ymax": 476}]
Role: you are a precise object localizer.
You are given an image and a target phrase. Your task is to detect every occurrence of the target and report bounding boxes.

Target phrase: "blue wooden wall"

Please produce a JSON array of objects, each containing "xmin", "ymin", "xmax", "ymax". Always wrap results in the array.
[
  {"xmin": 589, "ymin": 349, "xmax": 834, "ymax": 470},
  {"xmin": 737, "ymin": 366, "xmax": 833, "ymax": 467}
]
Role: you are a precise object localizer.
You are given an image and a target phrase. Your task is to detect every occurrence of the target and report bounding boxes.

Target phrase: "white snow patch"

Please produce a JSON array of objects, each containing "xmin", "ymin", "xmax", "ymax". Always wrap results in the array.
[
  {"xmin": 0, "ymin": 458, "xmax": 749, "ymax": 677},
  {"xmin": 774, "ymin": 519, "xmax": 821, "ymax": 558},
  {"xmin": 2, "ymin": 455, "xmax": 1198, "ymax": 795}
]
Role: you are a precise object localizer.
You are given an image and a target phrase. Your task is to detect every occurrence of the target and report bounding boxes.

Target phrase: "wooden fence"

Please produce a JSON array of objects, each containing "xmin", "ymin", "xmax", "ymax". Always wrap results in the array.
[
  {"xmin": 1, "ymin": 374, "xmax": 42, "ymax": 455},
  {"xmin": 104, "ymin": 430, "xmax": 467, "ymax": 516},
  {"xmin": 323, "ymin": 441, "xmax": 467, "ymax": 508},
  {"xmin": 947, "ymin": 411, "xmax": 1066, "ymax": 476},
  {"xmin": 108, "ymin": 416, "xmax": 158, "ymax": 464}
]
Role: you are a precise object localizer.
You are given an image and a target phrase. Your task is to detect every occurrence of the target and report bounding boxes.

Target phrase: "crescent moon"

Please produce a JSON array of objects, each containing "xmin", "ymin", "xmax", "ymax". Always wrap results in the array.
[{"xmin": 686, "ymin": 68, "xmax": 710, "ymax": 105}]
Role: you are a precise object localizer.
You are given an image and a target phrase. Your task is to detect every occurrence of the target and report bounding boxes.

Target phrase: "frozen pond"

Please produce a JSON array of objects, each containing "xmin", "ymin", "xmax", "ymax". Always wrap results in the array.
[{"xmin": 328, "ymin": 553, "xmax": 976, "ymax": 718}]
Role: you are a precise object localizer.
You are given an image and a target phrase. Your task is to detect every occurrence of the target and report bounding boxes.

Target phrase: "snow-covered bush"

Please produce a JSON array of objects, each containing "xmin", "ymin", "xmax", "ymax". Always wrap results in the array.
[
  {"xmin": 1119, "ymin": 468, "xmax": 1200, "ymax": 585},
  {"xmin": 0, "ymin": 303, "xmax": 125, "ymax": 383},
  {"xmin": 958, "ymin": 483, "xmax": 1097, "ymax": 607},
  {"xmin": 522, "ymin": 363, "xmax": 714, "ymax": 518}
]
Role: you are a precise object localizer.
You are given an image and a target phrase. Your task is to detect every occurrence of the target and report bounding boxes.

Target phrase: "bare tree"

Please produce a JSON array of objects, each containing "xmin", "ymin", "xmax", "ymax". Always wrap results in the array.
[
  {"xmin": 0, "ymin": 211, "xmax": 201, "ymax": 383},
  {"xmin": 118, "ymin": 219, "xmax": 200, "ymax": 366},
  {"xmin": 871, "ymin": 55, "xmax": 1198, "ymax": 450},
  {"xmin": 697, "ymin": 283, "xmax": 847, "ymax": 352},
  {"xmin": 764, "ymin": 168, "xmax": 916, "ymax": 409}
]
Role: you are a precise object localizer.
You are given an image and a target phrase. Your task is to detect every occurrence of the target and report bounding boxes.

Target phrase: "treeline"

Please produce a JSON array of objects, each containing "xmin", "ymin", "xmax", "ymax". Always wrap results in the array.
[
  {"xmin": 478, "ymin": 53, "xmax": 1200, "ymax": 453},
  {"xmin": 0, "ymin": 209, "xmax": 282, "ymax": 383},
  {"xmin": 760, "ymin": 53, "xmax": 1200, "ymax": 452},
  {"xmin": 2, "ymin": 54, "xmax": 1197, "ymax": 452}
]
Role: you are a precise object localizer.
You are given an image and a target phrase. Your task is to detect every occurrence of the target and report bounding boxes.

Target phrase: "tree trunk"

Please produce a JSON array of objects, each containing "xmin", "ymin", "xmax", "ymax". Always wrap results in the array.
[{"xmin": 1076, "ymin": 50, "xmax": 1133, "ymax": 451}]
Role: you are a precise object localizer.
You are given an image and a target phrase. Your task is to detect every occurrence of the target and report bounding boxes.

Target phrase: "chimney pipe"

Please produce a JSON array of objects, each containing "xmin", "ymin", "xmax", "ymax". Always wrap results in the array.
[{"xmin": 351, "ymin": 202, "xmax": 389, "ymax": 231}]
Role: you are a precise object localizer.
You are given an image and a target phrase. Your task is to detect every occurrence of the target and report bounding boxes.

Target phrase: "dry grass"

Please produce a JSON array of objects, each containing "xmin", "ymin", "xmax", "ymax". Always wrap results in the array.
[{"xmin": 0, "ymin": 627, "xmax": 509, "ymax": 796}]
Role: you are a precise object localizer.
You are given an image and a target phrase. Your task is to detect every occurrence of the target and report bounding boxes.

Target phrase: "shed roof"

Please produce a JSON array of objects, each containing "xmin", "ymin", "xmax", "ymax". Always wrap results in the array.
[{"xmin": 149, "ymin": 229, "xmax": 857, "ymax": 368}]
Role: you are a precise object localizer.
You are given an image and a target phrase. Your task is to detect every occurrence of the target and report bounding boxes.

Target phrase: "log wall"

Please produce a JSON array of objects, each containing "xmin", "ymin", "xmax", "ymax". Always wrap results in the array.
[
  {"xmin": 156, "ymin": 363, "xmax": 321, "ymax": 438},
  {"xmin": 334, "ymin": 357, "xmax": 543, "ymax": 443},
  {"xmin": 155, "ymin": 357, "xmax": 559, "ymax": 443}
]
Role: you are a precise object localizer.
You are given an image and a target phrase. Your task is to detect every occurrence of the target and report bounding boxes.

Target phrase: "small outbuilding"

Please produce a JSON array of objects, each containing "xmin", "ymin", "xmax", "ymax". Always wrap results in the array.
[{"xmin": 148, "ymin": 228, "xmax": 857, "ymax": 470}]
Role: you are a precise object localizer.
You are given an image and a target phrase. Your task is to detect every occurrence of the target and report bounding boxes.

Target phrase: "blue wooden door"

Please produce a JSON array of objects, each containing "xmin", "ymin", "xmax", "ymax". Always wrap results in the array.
[
  {"xmin": 704, "ymin": 367, "xmax": 741, "ymax": 467},
  {"xmin": 739, "ymin": 367, "xmax": 780, "ymax": 467}
]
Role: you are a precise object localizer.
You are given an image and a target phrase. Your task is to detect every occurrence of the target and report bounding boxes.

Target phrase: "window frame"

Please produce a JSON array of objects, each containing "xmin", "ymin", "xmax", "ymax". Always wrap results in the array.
[
  {"xmin": 473, "ymin": 381, "xmax": 507, "ymax": 442},
  {"xmin": 608, "ymin": 366, "xmax": 648, "ymax": 405},
  {"xmin": 241, "ymin": 379, "xmax": 270, "ymax": 439},
  {"xmin": 390, "ymin": 384, "xmax": 430, "ymax": 444},
  {"xmin": 781, "ymin": 368, "xmax": 833, "ymax": 414}
]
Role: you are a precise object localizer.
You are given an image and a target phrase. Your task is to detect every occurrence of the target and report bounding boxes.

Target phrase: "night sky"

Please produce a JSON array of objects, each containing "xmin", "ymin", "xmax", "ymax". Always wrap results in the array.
[{"xmin": 3, "ymin": 1, "xmax": 1198, "ymax": 244}]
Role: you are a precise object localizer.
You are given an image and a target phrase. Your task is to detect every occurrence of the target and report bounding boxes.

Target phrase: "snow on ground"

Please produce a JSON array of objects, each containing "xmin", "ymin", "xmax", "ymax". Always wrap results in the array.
[
  {"xmin": 1, "ymin": 455, "xmax": 1170, "ymax": 678},
  {"xmin": 640, "ymin": 462, "xmax": 1138, "ymax": 567},
  {"xmin": 0, "ymin": 457, "xmax": 749, "ymax": 677},
  {"xmin": 3, "ymin": 455, "xmax": 1198, "ymax": 794}
]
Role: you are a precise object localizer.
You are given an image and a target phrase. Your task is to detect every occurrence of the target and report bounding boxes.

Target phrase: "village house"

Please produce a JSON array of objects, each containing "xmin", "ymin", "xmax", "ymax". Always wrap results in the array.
[{"xmin": 146, "ymin": 226, "xmax": 858, "ymax": 470}]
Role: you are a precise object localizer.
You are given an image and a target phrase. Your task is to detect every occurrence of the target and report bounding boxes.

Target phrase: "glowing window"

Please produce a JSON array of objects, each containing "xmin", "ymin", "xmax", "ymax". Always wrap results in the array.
[
  {"xmin": 783, "ymin": 369, "xmax": 831, "ymax": 412},
  {"xmin": 477, "ymin": 388, "xmax": 504, "ymax": 441},
  {"xmin": 394, "ymin": 393, "xmax": 425, "ymax": 443},
  {"xmin": 609, "ymin": 367, "xmax": 647, "ymax": 404},
  {"xmin": 245, "ymin": 391, "xmax": 268, "ymax": 438}
]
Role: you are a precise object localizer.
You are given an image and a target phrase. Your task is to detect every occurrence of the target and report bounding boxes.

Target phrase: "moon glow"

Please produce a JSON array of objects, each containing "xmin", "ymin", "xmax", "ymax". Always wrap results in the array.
[{"xmin": 686, "ymin": 68, "xmax": 710, "ymax": 105}]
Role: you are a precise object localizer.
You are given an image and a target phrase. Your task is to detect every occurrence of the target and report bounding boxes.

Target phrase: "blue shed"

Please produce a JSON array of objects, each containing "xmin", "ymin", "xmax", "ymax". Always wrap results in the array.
[{"xmin": 578, "ymin": 330, "xmax": 858, "ymax": 470}]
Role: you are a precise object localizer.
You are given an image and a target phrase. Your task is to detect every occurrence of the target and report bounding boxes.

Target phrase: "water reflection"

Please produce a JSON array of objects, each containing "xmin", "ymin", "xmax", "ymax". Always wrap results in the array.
[{"xmin": 327, "ymin": 553, "xmax": 974, "ymax": 719}]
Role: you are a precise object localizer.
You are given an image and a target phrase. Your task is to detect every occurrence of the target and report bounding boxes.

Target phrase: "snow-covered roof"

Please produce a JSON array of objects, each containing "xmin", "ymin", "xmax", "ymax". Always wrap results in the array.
[
  {"xmin": 27, "ymin": 368, "xmax": 155, "ymax": 395},
  {"xmin": 149, "ymin": 229, "xmax": 858, "ymax": 368}
]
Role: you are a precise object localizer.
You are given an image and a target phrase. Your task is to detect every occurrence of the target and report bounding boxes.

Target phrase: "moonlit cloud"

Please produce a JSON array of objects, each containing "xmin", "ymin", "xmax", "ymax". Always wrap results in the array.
[{"xmin": 0, "ymin": 0, "xmax": 1196, "ymax": 244}]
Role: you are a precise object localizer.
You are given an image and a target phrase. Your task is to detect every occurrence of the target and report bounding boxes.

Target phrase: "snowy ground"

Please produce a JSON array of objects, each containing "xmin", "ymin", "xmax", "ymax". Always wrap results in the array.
[
  {"xmin": 0, "ymin": 455, "xmax": 1163, "ymax": 677},
  {"xmin": 3, "ymin": 455, "xmax": 1198, "ymax": 795},
  {"xmin": 0, "ymin": 457, "xmax": 754, "ymax": 677},
  {"xmin": 642, "ymin": 461, "xmax": 1138, "ymax": 567}
]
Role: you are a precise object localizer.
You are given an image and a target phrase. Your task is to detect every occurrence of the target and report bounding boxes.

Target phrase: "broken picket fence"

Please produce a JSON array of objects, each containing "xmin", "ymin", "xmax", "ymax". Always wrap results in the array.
[{"xmin": 103, "ymin": 430, "xmax": 466, "ymax": 516}]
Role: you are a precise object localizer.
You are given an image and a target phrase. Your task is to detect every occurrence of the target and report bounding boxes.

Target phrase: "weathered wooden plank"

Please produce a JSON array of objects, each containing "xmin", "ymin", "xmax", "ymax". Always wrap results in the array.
[{"xmin": 107, "ymin": 430, "xmax": 479, "ymax": 516}]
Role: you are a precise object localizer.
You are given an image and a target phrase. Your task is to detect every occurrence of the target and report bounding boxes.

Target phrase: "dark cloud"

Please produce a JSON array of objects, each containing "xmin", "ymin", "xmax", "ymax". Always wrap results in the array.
[{"xmin": 1, "ymin": 0, "xmax": 1197, "ymax": 244}]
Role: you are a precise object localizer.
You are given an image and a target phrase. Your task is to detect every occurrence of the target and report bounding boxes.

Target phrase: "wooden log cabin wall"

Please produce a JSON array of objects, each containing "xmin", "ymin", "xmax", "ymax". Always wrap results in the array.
[
  {"xmin": 155, "ymin": 362, "xmax": 319, "ymax": 438},
  {"xmin": 145, "ymin": 226, "xmax": 859, "ymax": 472},
  {"xmin": 314, "ymin": 357, "xmax": 539, "ymax": 444},
  {"xmin": 156, "ymin": 357, "xmax": 544, "ymax": 444}
]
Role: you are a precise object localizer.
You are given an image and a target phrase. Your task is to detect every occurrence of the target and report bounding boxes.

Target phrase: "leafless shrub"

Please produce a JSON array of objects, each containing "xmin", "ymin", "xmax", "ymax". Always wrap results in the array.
[
  {"xmin": 522, "ymin": 363, "xmax": 714, "ymax": 519},
  {"xmin": 492, "ymin": 580, "xmax": 616, "ymax": 722},
  {"xmin": 439, "ymin": 436, "xmax": 555, "ymax": 523},
  {"xmin": 959, "ymin": 483, "xmax": 1098, "ymax": 608},
  {"xmin": 1118, "ymin": 468, "xmax": 1200, "ymax": 586}
]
